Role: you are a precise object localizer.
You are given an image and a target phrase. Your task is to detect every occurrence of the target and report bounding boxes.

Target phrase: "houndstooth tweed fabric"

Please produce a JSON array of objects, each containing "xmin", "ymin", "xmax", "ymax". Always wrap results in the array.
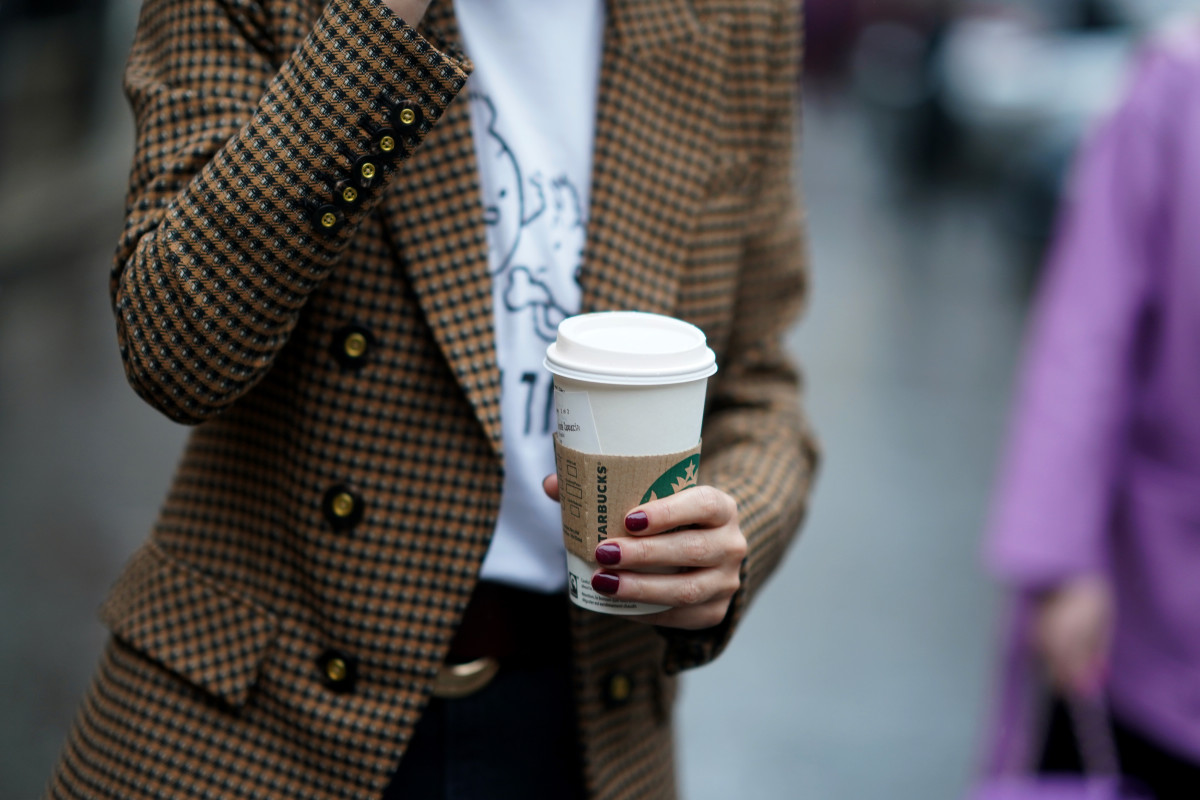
[{"xmin": 46, "ymin": 0, "xmax": 817, "ymax": 797}]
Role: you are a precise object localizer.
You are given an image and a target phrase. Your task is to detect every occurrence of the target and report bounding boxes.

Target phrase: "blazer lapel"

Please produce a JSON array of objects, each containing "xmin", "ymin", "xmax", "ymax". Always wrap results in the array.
[
  {"xmin": 580, "ymin": 0, "xmax": 721, "ymax": 316},
  {"xmin": 379, "ymin": 0, "xmax": 721, "ymax": 456},
  {"xmin": 378, "ymin": 0, "xmax": 503, "ymax": 458}
]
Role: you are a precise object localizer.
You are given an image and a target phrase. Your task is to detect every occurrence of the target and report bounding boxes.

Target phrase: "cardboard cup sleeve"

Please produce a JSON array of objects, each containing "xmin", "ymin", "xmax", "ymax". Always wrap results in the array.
[{"xmin": 553, "ymin": 436, "xmax": 702, "ymax": 561}]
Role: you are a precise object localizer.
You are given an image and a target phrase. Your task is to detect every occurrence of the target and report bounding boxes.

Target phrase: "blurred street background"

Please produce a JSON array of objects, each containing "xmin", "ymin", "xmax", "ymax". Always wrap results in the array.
[{"xmin": 1, "ymin": 0, "xmax": 1193, "ymax": 797}]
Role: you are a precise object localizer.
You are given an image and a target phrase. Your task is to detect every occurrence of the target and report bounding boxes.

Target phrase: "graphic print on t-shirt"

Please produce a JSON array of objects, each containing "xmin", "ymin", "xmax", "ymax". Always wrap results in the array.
[
  {"xmin": 471, "ymin": 92, "xmax": 584, "ymax": 344},
  {"xmin": 456, "ymin": 0, "xmax": 603, "ymax": 591}
]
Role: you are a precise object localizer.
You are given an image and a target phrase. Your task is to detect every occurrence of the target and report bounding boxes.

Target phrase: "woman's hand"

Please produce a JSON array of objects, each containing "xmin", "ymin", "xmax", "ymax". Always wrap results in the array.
[
  {"xmin": 543, "ymin": 474, "xmax": 746, "ymax": 630},
  {"xmin": 381, "ymin": 0, "xmax": 432, "ymax": 24},
  {"xmin": 1033, "ymin": 574, "xmax": 1114, "ymax": 698}
]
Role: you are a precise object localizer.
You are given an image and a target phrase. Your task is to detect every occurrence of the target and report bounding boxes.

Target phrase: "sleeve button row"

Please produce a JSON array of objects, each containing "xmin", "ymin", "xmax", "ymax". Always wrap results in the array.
[{"xmin": 308, "ymin": 98, "xmax": 423, "ymax": 235}]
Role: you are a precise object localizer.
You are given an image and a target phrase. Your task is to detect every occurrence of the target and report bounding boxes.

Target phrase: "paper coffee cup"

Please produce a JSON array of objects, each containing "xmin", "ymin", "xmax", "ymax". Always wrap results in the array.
[{"xmin": 544, "ymin": 311, "xmax": 717, "ymax": 614}]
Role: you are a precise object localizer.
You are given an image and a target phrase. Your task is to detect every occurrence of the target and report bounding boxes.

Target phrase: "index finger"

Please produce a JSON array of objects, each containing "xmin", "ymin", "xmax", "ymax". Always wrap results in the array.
[{"xmin": 623, "ymin": 485, "xmax": 736, "ymax": 536}]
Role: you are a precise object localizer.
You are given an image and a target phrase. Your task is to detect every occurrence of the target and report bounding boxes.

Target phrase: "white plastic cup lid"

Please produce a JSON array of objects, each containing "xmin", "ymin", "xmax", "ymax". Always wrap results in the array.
[{"xmin": 543, "ymin": 311, "xmax": 717, "ymax": 386}]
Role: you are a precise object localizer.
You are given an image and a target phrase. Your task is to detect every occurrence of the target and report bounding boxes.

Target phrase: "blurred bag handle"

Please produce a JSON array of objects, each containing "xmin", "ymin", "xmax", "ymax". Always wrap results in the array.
[{"xmin": 1063, "ymin": 695, "xmax": 1120, "ymax": 778}]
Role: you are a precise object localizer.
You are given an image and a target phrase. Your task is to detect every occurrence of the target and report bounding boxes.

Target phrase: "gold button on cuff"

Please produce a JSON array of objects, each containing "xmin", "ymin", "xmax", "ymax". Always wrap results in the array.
[
  {"xmin": 609, "ymin": 674, "xmax": 631, "ymax": 703},
  {"xmin": 341, "ymin": 186, "xmax": 358, "ymax": 204},
  {"xmin": 399, "ymin": 107, "xmax": 416, "ymax": 126},
  {"xmin": 379, "ymin": 135, "xmax": 396, "ymax": 153},
  {"xmin": 360, "ymin": 162, "xmax": 376, "ymax": 180},
  {"xmin": 343, "ymin": 332, "xmax": 367, "ymax": 359},
  {"xmin": 325, "ymin": 658, "xmax": 348, "ymax": 683},
  {"xmin": 320, "ymin": 212, "xmax": 337, "ymax": 228},
  {"xmin": 331, "ymin": 492, "xmax": 355, "ymax": 518}
]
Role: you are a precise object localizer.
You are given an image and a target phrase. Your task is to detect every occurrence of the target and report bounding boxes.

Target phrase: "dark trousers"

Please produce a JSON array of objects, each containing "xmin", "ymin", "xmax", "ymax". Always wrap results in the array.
[
  {"xmin": 381, "ymin": 660, "xmax": 587, "ymax": 800},
  {"xmin": 1040, "ymin": 696, "xmax": 1200, "ymax": 800}
]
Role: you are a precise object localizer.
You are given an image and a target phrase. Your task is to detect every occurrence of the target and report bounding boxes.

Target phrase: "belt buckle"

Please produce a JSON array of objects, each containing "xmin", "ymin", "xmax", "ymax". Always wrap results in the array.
[{"xmin": 431, "ymin": 656, "xmax": 500, "ymax": 699}]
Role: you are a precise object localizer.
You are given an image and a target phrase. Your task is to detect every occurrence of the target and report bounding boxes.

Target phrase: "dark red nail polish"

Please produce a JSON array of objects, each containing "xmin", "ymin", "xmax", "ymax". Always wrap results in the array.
[
  {"xmin": 592, "ymin": 572, "xmax": 619, "ymax": 595},
  {"xmin": 595, "ymin": 542, "xmax": 621, "ymax": 565},
  {"xmin": 625, "ymin": 510, "xmax": 649, "ymax": 532}
]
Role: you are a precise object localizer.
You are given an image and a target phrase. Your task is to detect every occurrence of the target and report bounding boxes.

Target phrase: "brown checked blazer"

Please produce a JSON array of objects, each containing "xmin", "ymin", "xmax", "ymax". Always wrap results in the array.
[{"xmin": 47, "ymin": 0, "xmax": 816, "ymax": 797}]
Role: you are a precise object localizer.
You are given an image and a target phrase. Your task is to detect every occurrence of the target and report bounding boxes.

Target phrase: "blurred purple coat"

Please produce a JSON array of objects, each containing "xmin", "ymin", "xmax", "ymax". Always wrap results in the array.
[{"xmin": 984, "ymin": 22, "xmax": 1200, "ymax": 772}]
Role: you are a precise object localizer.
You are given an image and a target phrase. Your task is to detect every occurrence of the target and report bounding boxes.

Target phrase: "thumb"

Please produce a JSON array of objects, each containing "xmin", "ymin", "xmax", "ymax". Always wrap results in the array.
[{"xmin": 542, "ymin": 473, "xmax": 560, "ymax": 502}]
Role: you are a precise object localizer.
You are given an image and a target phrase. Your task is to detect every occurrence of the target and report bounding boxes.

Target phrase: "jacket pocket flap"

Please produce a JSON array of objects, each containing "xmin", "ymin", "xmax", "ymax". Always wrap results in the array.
[{"xmin": 100, "ymin": 542, "xmax": 279, "ymax": 708}]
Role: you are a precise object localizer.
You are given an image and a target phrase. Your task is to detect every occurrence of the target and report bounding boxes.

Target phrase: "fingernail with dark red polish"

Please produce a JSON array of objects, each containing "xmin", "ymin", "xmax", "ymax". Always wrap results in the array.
[
  {"xmin": 595, "ymin": 542, "xmax": 621, "ymax": 565},
  {"xmin": 592, "ymin": 572, "xmax": 619, "ymax": 595},
  {"xmin": 625, "ymin": 511, "xmax": 649, "ymax": 532}
]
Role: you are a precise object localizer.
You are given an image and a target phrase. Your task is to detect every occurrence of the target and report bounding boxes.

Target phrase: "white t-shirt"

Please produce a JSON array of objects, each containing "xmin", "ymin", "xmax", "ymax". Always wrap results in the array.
[{"xmin": 456, "ymin": 0, "xmax": 606, "ymax": 592}]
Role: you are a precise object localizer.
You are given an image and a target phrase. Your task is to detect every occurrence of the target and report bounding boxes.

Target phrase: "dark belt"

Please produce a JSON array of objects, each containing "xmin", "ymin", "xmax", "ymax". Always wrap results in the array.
[{"xmin": 431, "ymin": 581, "xmax": 570, "ymax": 699}]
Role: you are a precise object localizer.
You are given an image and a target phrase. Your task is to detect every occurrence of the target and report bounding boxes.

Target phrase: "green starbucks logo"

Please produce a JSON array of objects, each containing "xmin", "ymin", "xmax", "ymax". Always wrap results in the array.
[{"xmin": 641, "ymin": 455, "xmax": 700, "ymax": 503}]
